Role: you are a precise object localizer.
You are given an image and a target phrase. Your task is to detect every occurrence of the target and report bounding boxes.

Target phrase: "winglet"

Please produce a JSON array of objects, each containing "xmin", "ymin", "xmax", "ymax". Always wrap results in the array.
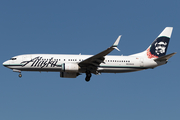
[
  {"xmin": 113, "ymin": 35, "xmax": 121, "ymax": 47},
  {"xmin": 112, "ymin": 35, "xmax": 121, "ymax": 51}
]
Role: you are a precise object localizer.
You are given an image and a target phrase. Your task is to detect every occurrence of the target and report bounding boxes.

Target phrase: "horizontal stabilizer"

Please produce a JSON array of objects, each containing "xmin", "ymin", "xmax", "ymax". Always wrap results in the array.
[{"xmin": 154, "ymin": 52, "xmax": 176, "ymax": 61}]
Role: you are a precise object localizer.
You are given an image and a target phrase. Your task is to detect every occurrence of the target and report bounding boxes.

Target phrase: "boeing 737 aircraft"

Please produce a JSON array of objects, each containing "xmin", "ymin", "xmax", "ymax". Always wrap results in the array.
[{"xmin": 3, "ymin": 27, "xmax": 176, "ymax": 82}]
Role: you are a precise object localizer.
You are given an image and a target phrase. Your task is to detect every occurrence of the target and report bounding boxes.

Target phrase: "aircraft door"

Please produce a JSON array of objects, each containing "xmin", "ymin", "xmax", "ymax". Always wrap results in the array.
[
  {"xmin": 22, "ymin": 55, "xmax": 31, "ymax": 61},
  {"xmin": 140, "ymin": 58, "xmax": 144, "ymax": 67}
]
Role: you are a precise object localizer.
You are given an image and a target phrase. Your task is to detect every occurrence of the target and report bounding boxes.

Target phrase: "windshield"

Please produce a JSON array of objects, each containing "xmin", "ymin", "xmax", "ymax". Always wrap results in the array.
[{"xmin": 10, "ymin": 58, "xmax": 17, "ymax": 60}]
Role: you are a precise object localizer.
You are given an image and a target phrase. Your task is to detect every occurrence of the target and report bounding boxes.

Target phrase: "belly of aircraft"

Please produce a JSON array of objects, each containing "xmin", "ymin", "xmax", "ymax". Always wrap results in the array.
[{"xmin": 97, "ymin": 67, "xmax": 145, "ymax": 73}]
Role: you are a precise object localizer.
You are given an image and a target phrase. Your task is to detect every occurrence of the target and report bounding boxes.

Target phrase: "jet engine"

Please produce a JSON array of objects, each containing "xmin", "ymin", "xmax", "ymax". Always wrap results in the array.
[
  {"xmin": 61, "ymin": 63, "xmax": 79, "ymax": 72},
  {"xmin": 60, "ymin": 72, "xmax": 79, "ymax": 78},
  {"xmin": 60, "ymin": 63, "xmax": 80, "ymax": 78}
]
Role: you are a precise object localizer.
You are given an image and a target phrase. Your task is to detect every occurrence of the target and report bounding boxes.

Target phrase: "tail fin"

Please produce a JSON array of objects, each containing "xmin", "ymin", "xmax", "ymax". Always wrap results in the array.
[{"xmin": 146, "ymin": 27, "xmax": 173, "ymax": 59}]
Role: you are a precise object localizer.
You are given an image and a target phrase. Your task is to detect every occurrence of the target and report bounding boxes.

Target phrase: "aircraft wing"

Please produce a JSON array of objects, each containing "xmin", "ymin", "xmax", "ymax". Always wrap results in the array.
[{"xmin": 78, "ymin": 35, "xmax": 121, "ymax": 70}]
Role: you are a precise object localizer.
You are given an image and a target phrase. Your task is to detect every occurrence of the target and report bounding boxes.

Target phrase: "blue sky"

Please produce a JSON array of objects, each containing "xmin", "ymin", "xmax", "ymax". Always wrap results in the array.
[{"xmin": 0, "ymin": 0, "xmax": 179, "ymax": 120}]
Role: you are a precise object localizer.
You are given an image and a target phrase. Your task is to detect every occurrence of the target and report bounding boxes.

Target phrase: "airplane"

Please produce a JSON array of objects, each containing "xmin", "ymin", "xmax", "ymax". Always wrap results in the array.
[{"xmin": 3, "ymin": 27, "xmax": 176, "ymax": 82}]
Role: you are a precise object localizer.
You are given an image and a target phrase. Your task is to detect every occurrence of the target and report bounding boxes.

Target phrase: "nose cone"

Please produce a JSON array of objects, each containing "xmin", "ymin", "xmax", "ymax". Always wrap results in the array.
[{"xmin": 3, "ymin": 60, "xmax": 9, "ymax": 67}]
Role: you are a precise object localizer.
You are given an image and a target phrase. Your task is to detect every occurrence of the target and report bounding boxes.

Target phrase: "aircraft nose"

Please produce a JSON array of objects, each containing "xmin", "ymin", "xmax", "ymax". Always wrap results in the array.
[{"xmin": 3, "ymin": 60, "xmax": 9, "ymax": 67}]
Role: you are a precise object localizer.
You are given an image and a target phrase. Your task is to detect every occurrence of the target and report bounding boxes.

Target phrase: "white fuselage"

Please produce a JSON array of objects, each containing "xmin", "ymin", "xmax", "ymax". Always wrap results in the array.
[
  {"xmin": 3, "ymin": 54, "xmax": 164, "ymax": 74},
  {"xmin": 2, "ymin": 27, "xmax": 174, "ymax": 81}
]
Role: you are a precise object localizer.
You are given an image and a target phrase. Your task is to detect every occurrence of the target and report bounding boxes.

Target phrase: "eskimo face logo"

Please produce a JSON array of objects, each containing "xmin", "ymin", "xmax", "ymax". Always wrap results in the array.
[
  {"xmin": 155, "ymin": 41, "xmax": 167, "ymax": 55},
  {"xmin": 147, "ymin": 37, "xmax": 170, "ymax": 59},
  {"xmin": 149, "ymin": 37, "xmax": 170, "ymax": 58}
]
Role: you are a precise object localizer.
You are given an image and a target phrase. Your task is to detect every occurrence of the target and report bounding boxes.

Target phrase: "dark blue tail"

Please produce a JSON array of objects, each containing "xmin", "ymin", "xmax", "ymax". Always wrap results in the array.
[{"xmin": 146, "ymin": 27, "xmax": 173, "ymax": 59}]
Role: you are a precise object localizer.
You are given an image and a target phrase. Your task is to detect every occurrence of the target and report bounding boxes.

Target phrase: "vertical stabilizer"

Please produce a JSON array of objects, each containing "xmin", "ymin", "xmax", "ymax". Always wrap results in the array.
[{"xmin": 146, "ymin": 27, "xmax": 173, "ymax": 59}]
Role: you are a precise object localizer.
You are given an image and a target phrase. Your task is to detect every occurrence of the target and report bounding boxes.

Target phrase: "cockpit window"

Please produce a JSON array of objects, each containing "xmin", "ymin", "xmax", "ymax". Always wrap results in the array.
[{"xmin": 10, "ymin": 58, "xmax": 17, "ymax": 60}]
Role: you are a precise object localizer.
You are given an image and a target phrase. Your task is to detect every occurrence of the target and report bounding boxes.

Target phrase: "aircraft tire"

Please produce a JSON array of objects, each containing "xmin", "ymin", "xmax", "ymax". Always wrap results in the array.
[
  {"xmin": 85, "ymin": 77, "xmax": 90, "ymax": 82},
  {"xmin": 85, "ymin": 71, "xmax": 92, "ymax": 82},
  {"xmin": 19, "ymin": 74, "xmax": 22, "ymax": 78}
]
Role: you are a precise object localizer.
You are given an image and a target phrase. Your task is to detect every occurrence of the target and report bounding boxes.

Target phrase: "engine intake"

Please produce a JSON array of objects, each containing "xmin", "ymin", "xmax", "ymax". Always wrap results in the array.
[{"xmin": 62, "ymin": 63, "xmax": 79, "ymax": 72}]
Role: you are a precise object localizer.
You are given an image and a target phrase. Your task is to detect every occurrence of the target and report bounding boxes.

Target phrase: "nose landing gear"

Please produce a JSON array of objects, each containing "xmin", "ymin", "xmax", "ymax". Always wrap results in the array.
[
  {"xmin": 13, "ymin": 69, "xmax": 22, "ymax": 78},
  {"xmin": 18, "ymin": 73, "xmax": 22, "ymax": 78}
]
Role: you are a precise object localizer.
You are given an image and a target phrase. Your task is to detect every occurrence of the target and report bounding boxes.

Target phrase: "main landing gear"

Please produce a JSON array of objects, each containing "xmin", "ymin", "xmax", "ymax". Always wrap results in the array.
[{"xmin": 85, "ymin": 71, "xmax": 92, "ymax": 82}]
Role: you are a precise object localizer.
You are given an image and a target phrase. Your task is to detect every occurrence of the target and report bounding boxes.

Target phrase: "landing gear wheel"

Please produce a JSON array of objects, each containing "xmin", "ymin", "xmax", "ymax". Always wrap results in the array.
[
  {"xmin": 85, "ymin": 77, "xmax": 90, "ymax": 82},
  {"xmin": 19, "ymin": 74, "xmax": 22, "ymax": 78},
  {"xmin": 85, "ymin": 71, "xmax": 92, "ymax": 82}
]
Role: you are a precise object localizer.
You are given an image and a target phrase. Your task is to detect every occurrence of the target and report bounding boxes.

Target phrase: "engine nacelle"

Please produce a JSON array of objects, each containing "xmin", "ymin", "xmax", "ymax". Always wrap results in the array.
[
  {"xmin": 60, "ymin": 72, "xmax": 78, "ymax": 78},
  {"xmin": 62, "ymin": 63, "xmax": 79, "ymax": 72}
]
